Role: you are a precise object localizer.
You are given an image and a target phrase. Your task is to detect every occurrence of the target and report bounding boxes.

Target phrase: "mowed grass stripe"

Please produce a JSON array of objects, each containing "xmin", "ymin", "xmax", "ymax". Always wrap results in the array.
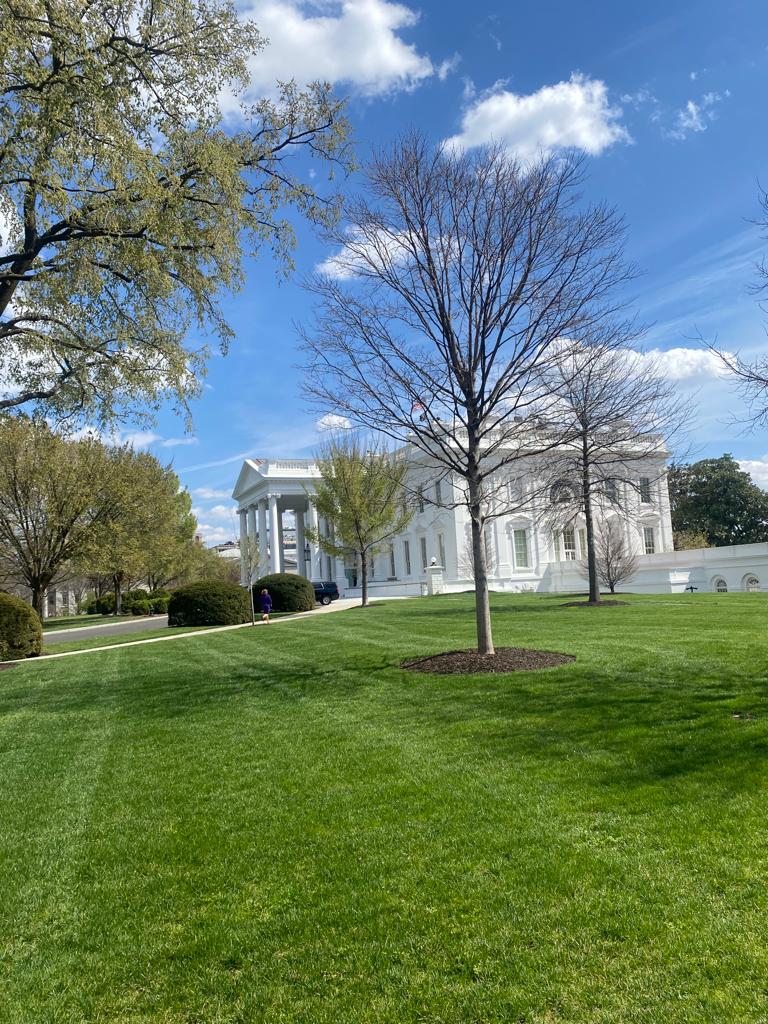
[{"xmin": 0, "ymin": 593, "xmax": 767, "ymax": 1022}]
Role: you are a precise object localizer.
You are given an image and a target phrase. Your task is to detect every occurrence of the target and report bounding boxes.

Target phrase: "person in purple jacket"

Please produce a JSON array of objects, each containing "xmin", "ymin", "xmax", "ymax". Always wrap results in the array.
[{"xmin": 259, "ymin": 588, "xmax": 272, "ymax": 624}]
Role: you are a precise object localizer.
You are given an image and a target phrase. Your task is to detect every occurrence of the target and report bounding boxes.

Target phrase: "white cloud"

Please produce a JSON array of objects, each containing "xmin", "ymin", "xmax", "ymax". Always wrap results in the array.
[
  {"xmin": 738, "ymin": 458, "xmax": 768, "ymax": 489},
  {"xmin": 196, "ymin": 523, "xmax": 236, "ymax": 545},
  {"xmin": 208, "ymin": 503, "xmax": 238, "ymax": 521},
  {"xmin": 444, "ymin": 74, "xmax": 630, "ymax": 160},
  {"xmin": 316, "ymin": 413, "xmax": 352, "ymax": 431},
  {"xmin": 160, "ymin": 436, "xmax": 198, "ymax": 448},
  {"xmin": 639, "ymin": 347, "xmax": 734, "ymax": 381},
  {"xmin": 193, "ymin": 486, "xmax": 232, "ymax": 500},
  {"xmin": 667, "ymin": 91, "xmax": 727, "ymax": 140},
  {"xmin": 222, "ymin": 0, "xmax": 440, "ymax": 108}
]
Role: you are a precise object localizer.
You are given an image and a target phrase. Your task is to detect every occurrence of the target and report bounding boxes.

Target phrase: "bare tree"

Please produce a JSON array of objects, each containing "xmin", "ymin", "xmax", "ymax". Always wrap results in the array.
[
  {"xmin": 539, "ymin": 342, "xmax": 688, "ymax": 603},
  {"xmin": 579, "ymin": 521, "xmax": 637, "ymax": 594},
  {"xmin": 302, "ymin": 134, "xmax": 635, "ymax": 653},
  {"xmin": 240, "ymin": 535, "xmax": 259, "ymax": 625}
]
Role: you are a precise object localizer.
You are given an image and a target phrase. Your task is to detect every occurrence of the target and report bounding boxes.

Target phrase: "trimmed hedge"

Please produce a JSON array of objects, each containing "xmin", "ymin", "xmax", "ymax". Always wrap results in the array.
[
  {"xmin": 0, "ymin": 592, "xmax": 42, "ymax": 661},
  {"xmin": 253, "ymin": 573, "xmax": 315, "ymax": 613},
  {"xmin": 168, "ymin": 581, "xmax": 250, "ymax": 627}
]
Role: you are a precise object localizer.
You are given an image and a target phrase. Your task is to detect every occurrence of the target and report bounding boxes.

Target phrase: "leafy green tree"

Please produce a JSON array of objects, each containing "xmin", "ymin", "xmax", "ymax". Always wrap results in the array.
[
  {"xmin": 673, "ymin": 529, "xmax": 710, "ymax": 551},
  {"xmin": 668, "ymin": 455, "xmax": 768, "ymax": 547},
  {"xmin": 307, "ymin": 439, "xmax": 413, "ymax": 607},
  {"xmin": 144, "ymin": 488, "xmax": 197, "ymax": 591},
  {"xmin": 0, "ymin": 418, "xmax": 118, "ymax": 616},
  {"xmin": 0, "ymin": 0, "xmax": 350, "ymax": 423},
  {"xmin": 85, "ymin": 448, "xmax": 190, "ymax": 612}
]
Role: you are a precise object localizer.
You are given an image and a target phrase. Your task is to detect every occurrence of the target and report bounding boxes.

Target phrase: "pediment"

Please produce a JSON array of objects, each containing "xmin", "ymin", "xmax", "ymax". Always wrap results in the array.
[{"xmin": 231, "ymin": 459, "xmax": 265, "ymax": 501}]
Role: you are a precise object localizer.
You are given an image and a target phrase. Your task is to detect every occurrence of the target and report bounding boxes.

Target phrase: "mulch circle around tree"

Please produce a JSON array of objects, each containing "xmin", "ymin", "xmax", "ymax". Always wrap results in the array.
[
  {"xmin": 560, "ymin": 600, "xmax": 628, "ymax": 608},
  {"xmin": 402, "ymin": 647, "xmax": 576, "ymax": 675},
  {"xmin": 0, "ymin": 663, "xmax": 18, "ymax": 671}
]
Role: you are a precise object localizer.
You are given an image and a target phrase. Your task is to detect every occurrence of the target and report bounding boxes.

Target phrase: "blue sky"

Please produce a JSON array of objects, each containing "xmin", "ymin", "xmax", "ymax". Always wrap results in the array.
[{"xmin": 140, "ymin": 0, "xmax": 768, "ymax": 543}]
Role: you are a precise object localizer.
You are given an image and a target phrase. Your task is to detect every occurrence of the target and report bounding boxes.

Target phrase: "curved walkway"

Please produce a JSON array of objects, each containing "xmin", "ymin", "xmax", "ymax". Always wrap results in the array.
[
  {"xmin": 28, "ymin": 598, "xmax": 370, "ymax": 662},
  {"xmin": 43, "ymin": 615, "xmax": 170, "ymax": 645}
]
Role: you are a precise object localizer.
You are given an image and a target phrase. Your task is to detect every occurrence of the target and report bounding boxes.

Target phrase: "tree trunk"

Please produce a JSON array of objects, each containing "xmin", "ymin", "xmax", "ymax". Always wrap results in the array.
[
  {"xmin": 113, "ymin": 573, "xmax": 123, "ymax": 615},
  {"xmin": 31, "ymin": 583, "xmax": 46, "ymax": 620},
  {"xmin": 360, "ymin": 549, "xmax": 369, "ymax": 607},
  {"xmin": 582, "ymin": 445, "xmax": 600, "ymax": 604},
  {"xmin": 468, "ymin": 478, "xmax": 494, "ymax": 655}
]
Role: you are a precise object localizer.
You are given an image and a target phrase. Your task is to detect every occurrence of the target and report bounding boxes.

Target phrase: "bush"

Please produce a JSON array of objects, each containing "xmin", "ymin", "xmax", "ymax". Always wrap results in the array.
[
  {"xmin": 85, "ymin": 592, "xmax": 115, "ymax": 615},
  {"xmin": 253, "ymin": 573, "xmax": 315, "ymax": 613},
  {"xmin": 0, "ymin": 592, "xmax": 42, "ymax": 661},
  {"xmin": 149, "ymin": 595, "xmax": 169, "ymax": 614},
  {"xmin": 131, "ymin": 600, "xmax": 150, "ymax": 616},
  {"xmin": 167, "ymin": 581, "xmax": 250, "ymax": 627}
]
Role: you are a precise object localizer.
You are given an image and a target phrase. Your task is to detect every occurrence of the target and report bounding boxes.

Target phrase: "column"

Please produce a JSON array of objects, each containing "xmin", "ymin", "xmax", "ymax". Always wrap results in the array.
[
  {"xmin": 277, "ymin": 511, "xmax": 285, "ymax": 571},
  {"xmin": 258, "ymin": 500, "xmax": 268, "ymax": 577},
  {"xmin": 246, "ymin": 504, "xmax": 257, "ymax": 581},
  {"xmin": 239, "ymin": 508, "xmax": 248, "ymax": 585},
  {"xmin": 307, "ymin": 501, "xmax": 321, "ymax": 579},
  {"xmin": 295, "ymin": 509, "xmax": 307, "ymax": 578},
  {"xmin": 268, "ymin": 493, "xmax": 282, "ymax": 573}
]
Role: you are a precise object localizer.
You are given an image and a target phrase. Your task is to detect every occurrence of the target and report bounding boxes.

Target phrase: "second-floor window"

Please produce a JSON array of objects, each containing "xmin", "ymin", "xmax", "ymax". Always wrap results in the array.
[
  {"xmin": 605, "ymin": 478, "xmax": 618, "ymax": 502},
  {"xmin": 435, "ymin": 479, "xmax": 442, "ymax": 504},
  {"xmin": 417, "ymin": 486, "xmax": 425, "ymax": 513},
  {"xmin": 403, "ymin": 540, "xmax": 411, "ymax": 575},
  {"xmin": 420, "ymin": 536, "xmax": 428, "ymax": 569},
  {"xmin": 639, "ymin": 477, "xmax": 652, "ymax": 503}
]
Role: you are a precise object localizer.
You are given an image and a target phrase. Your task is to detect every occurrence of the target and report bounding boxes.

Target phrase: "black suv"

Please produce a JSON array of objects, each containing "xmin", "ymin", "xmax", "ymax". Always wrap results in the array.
[{"xmin": 313, "ymin": 581, "xmax": 340, "ymax": 605}]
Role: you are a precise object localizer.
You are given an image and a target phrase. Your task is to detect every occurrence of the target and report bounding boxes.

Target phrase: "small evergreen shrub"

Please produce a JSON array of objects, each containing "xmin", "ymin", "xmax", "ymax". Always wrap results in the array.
[
  {"xmin": 131, "ymin": 600, "xmax": 150, "ymax": 616},
  {"xmin": 0, "ymin": 592, "xmax": 42, "ymax": 661},
  {"xmin": 85, "ymin": 593, "xmax": 115, "ymax": 615},
  {"xmin": 253, "ymin": 573, "xmax": 315, "ymax": 613},
  {"xmin": 149, "ymin": 595, "xmax": 169, "ymax": 614},
  {"xmin": 168, "ymin": 581, "xmax": 250, "ymax": 627}
]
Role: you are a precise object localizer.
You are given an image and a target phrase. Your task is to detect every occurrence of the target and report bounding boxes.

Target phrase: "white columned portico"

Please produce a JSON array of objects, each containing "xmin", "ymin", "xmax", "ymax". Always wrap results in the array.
[
  {"xmin": 295, "ymin": 509, "xmax": 307, "ymax": 578},
  {"xmin": 258, "ymin": 500, "xmax": 268, "ymax": 576},
  {"xmin": 268, "ymin": 493, "xmax": 282, "ymax": 573},
  {"xmin": 239, "ymin": 509, "xmax": 248, "ymax": 585}
]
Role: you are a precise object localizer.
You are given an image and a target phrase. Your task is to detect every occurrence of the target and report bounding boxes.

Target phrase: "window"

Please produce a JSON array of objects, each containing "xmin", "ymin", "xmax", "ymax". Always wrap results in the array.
[
  {"xmin": 605, "ymin": 478, "xmax": 618, "ymax": 502},
  {"xmin": 643, "ymin": 526, "xmax": 655, "ymax": 555},
  {"xmin": 513, "ymin": 528, "xmax": 530, "ymax": 569},
  {"xmin": 403, "ymin": 540, "xmax": 411, "ymax": 576},
  {"xmin": 551, "ymin": 480, "xmax": 574, "ymax": 505},
  {"xmin": 420, "ymin": 536, "xmax": 428, "ymax": 569},
  {"xmin": 639, "ymin": 477, "xmax": 652, "ymax": 503},
  {"xmin": 715, "ymin": 577, "xmax": 728, "ymax": 593},
  {"xmin": 417, "ymin": 486, "xmax": 425, "ymax": 513},
  {"xmin": 561, "ymin": 527, "xmax": 577, "ymax": 561},
  {"xmin": 435, "ymin": 479, "xmax": 442, "ymax": 504},
  {"xmin": 509, "ymin": 477, "xmax": 522, "ymax": 505},
  {"xmin": 389, "ymin": 544, "xmax": 396, "ymax": 579},
  {"xmin": 745, "ymin": 575, "xmax": 761, "ymax": 592},
  {"xmin": 438, "ymin": 533, "xmax": 446, "ymax": 568}
]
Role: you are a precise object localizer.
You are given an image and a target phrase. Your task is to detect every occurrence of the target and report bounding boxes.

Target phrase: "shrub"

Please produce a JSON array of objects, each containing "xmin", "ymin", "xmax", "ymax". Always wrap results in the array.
[
  {"xmin": 85, "ymin": 593, "xmax": 115, "ymax": 615},
  {"xmin": 121, "ymin": 589, "xmax": 149, "ymax": 613},
  {"xmin": 0, "ymin": 592, "xmax": 42, "ymax": 661},
  {"xmin": 149, "ymin": 595, "xmax": 169, "ymax": 614},
  {"xmin": 253, "ymin": 573, "xmax": 315, "ymax": 613},
  {"xmin": 168, "ymin": 581, "xmax": 250, "ymax": 627},
  {"xmin": 131, "ymin": 600, "xmax": 150, "ymax": 616}
]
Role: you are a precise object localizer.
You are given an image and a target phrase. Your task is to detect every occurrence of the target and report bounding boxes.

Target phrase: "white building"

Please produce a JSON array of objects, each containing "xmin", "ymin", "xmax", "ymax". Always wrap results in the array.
[{"xmin": 232, "ymin": 447, "xmax": 768, "ymax": 597}]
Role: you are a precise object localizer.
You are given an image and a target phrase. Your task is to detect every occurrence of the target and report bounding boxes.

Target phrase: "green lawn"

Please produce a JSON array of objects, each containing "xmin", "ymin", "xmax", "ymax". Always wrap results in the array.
[
  {"xmin": 42, "ymin": 613, "xmax": 139, "ymax": 632},
  {"xmin": 1, "ymin": 592, "xmax": 767, "ymax": 1023}
]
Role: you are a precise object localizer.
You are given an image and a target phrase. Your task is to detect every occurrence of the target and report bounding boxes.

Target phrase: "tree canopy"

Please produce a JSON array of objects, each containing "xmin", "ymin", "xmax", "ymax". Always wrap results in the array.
[
  {"xmin": 307, "ymin": 438, "xmax": 413, "ymax": 607},
  {"xmin": 0, "ymin": 0, "xmax": 350, "ymax": 423},
  {"xmin": 668, "ymin": 455, "xmax": 768, "ymax": 547}
]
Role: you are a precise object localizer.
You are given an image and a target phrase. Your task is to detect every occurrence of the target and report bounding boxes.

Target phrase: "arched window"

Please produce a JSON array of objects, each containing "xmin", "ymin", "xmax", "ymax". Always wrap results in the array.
[
  {"xmin": 744, "ymin": 575, "xmax": 761, "ymax": 593},
  {"xmin": 714, "ymin": 577, "xmax": 728, "ymax": 593},
  {"xmin": 550, "ymin": 479, "xmax": 574, "ymax": 504}
]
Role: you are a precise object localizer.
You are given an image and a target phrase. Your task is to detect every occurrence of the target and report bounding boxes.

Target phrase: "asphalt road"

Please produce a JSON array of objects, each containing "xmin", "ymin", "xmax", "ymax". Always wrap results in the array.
[{"xmin": 44, "ymin": 615, "xmax": 170, "ymax": 645}]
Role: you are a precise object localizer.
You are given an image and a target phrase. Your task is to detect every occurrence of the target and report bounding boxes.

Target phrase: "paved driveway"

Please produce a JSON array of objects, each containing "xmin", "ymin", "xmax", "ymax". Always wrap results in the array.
[{"xmin": 44, "ymin": 616, "xmax": 170, "ymax": 645}]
